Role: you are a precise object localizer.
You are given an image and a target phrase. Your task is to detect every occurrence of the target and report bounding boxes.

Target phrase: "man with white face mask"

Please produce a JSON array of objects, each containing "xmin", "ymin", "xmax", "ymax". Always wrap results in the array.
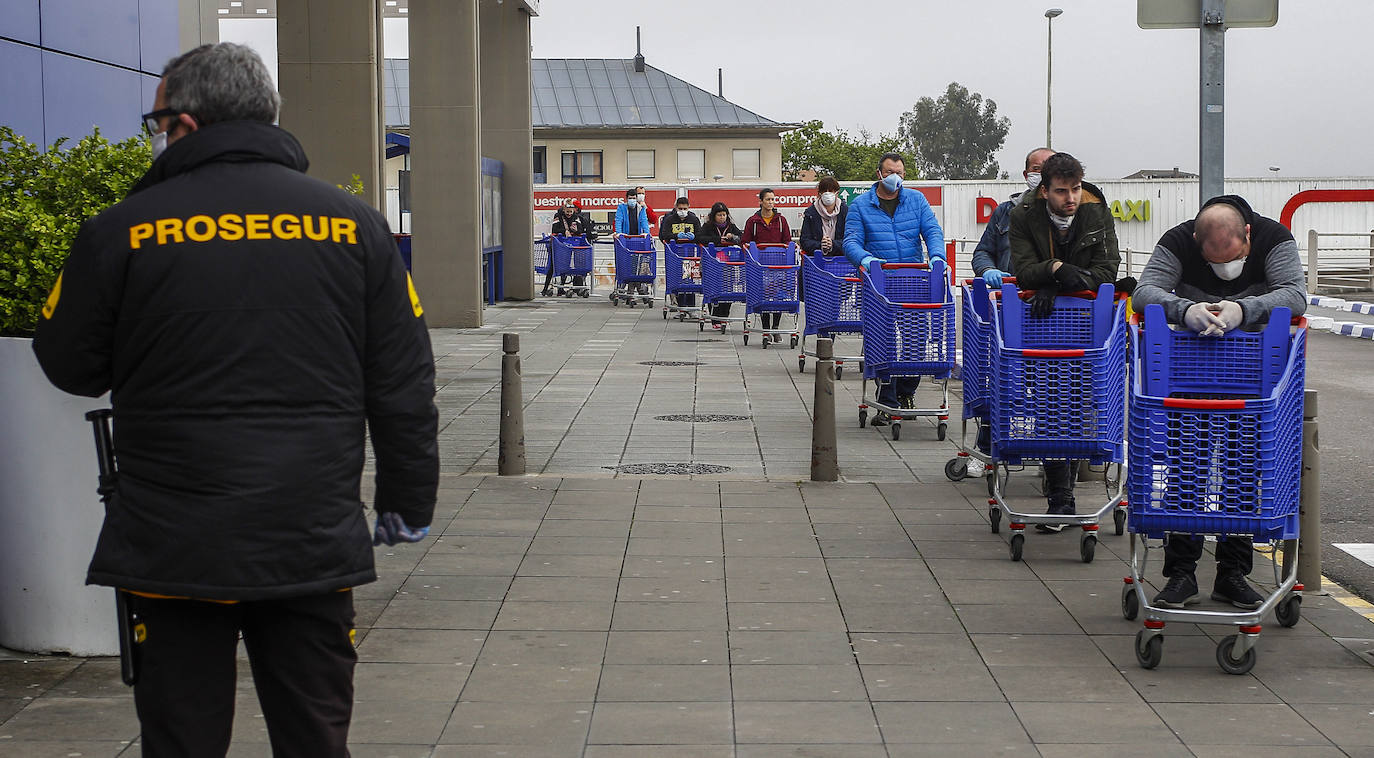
[{"xmin": 1132, "ymin": 194, "xmax": 1306, "ymax": 611}]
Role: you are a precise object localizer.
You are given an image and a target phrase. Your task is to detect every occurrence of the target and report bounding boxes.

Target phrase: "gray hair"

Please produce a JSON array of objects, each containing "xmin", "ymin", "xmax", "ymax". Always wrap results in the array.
[{"xmin": 162, "ymin": 43, "xmax": 280, "ymax": 126}]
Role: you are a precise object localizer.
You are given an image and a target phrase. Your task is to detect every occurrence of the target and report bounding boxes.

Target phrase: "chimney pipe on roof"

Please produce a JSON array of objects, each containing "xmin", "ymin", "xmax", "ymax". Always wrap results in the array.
[
  {"xmin": 634, "ymin": 26, "xmax": 645, "ymax": 72},
  {"xmin": 718, "ymin": 68, "xmax": 723, "ymax": 97}
]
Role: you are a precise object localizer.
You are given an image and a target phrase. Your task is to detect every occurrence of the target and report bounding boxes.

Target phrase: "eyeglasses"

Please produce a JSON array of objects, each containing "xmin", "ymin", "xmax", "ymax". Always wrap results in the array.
[{"xmin": 141, "ymin": 108, "xmax": 182, "ymax": 135}]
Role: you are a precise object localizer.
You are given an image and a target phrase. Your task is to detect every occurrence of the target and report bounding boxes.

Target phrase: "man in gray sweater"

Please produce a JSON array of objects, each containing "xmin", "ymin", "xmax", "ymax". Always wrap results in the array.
[{"xmin": 1133, "ymin": 194, "xmax": 1306, "ymax": 610}]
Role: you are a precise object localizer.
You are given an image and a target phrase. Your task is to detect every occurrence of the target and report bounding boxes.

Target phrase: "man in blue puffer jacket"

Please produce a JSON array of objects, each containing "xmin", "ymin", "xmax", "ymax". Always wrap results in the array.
[{"xmin": 843, "ymin": 151, "xmax": 946, "ymax": 422}]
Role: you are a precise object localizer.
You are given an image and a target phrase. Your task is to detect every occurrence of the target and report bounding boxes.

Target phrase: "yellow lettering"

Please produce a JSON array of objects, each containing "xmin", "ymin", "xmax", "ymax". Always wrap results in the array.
[
  {"xmin": 272, "ymin": 214, "xmax": 302, "ymax": 240},
  {"xmin": 406, "ymin": 272, "xmax": 424, "ymax": 317},
  {"xmin": 1110, "ymin": 200, "xmax": 1125, "ymax": 222},
  {"xmin": 41, "ymin": 272, "xmax": 62, "ymax": 319},
  {"xmin": 129, "ymin": 223, "xmax": 154, "ymax": 250},
  {"xmin": 155, "ymin": 218, "xmax": 184, "ymax": 245},
  {"xmin": 331, "ymin": 217, "xmax": 358, "ymax": 245},
  {"xmin": 245, "ymin": 214, "xmax": 271, "ymax": 240},
  {"xmin": 1143, "ymin": 199, "xmax": 1151, "ymax": 222},
  {"xmin": 302, "ymin": 215, "xmax": 330, "ymax": 241},
  {"xmin": 185, "ymin": 215, "xmax": 216, "ymax": 242},
  {"xmin": 217, "ymin": 214, "xmax": 244, "ymax": 241}
]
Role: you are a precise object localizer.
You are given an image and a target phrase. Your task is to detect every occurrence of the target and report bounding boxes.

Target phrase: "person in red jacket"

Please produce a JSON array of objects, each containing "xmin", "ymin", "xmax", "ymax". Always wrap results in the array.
[
  {"xmin": 635, "ymin": 186, "xmax": 659, "ymax": 228},
  {"xmin": 741, "ymin": 188, "xmax": 793, "ymax": 340}
]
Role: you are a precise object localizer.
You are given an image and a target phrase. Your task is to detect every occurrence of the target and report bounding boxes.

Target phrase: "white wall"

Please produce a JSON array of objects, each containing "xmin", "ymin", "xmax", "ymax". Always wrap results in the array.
[{"xmin": 218, "ymin": 18, "xmax": 278, "ymax": 87}]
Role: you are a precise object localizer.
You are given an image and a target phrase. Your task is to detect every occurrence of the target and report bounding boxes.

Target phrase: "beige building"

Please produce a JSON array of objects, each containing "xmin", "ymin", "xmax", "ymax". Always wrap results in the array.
[{"xmin": 531, "ymin": 58, "xmax": 792, "ymax": 185}]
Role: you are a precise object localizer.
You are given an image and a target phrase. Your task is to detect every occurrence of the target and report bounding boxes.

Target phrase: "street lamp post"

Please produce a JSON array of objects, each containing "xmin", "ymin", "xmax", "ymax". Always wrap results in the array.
[{"xmin": 1045, "ymin": 8, "xmax": 1063, "ymax": 149}]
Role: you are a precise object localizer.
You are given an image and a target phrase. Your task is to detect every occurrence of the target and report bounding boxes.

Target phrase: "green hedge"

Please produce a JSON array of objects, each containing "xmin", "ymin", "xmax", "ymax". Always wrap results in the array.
[{"xmin": 0, "ymin": 127, "xmax": 150, "ymax": 337}]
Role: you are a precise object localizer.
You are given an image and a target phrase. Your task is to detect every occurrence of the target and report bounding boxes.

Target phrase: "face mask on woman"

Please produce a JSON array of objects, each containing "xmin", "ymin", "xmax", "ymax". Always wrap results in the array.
[{"xmin": 820, "ymin": 191, "xmax": 837, "ymax": 206}]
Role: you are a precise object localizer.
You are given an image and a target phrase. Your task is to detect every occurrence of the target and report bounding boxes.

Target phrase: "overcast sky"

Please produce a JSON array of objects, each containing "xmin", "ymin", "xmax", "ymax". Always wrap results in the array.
[{"xmin": 529, "ymin": 0, "xmax": 1373, "ymax": 181}]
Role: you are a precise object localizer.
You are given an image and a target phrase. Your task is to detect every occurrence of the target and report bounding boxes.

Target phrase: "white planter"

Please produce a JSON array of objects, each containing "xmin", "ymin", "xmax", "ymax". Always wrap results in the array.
[{"xmin": 0, "ymin": 336, "xmax": 116, "ymax": 656}]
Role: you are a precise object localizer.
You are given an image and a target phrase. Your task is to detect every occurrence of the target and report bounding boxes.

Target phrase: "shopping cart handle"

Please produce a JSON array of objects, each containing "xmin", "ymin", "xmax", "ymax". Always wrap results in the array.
[
  {"xmin": 755, "ymin": 243, "xmax": 791, "ymax": 248},
  {"xmin": 723, "ymin": 261, "xmax": 745, "ymax": 266},
  {"xmin": 899, "ymin": 303, "xmax": 944, "ymax": 309},
  {"xmin": 568, "ymin": 245, "xmax": 592, "ymax": 250},
  {"xmin": 842, "ymin": 277, "xmax": 861, "ymax": 282},
  {"xmin": 881, "ymin": 263, "xmax": 929, "ymax": 269},
  {"xmin": 1162, "ymin": 397, "xmax": 1247, "ymax": 409},
  {"xmin": 763, "ymin": 264, "xmax": 796, "ymax": 269},
  {"xmin": 963, "ymin": 277, "xmax": 1017, "ymax": 285},
  {"xmin": 1021, "ymin": 349, "xmax": 1085, "ymax": 358}
]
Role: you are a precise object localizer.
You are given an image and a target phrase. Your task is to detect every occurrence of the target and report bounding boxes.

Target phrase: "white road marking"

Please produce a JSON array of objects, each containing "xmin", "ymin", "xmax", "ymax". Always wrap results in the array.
[{"xmin": 1333, "ymin": 543, "xmax": 1374, "ymax": 569}]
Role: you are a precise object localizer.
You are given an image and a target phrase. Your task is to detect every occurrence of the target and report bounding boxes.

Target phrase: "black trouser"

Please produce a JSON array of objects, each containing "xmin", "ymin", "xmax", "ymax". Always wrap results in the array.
[
  {"xmin": 759, "ymin": 312, "xmax": 782, "ymax": 330},
  {"xmin": 131, "ymin": 590, "xmax": 357, "ymax": 758},
  {"xmin": 673, "ymin": 293, "xmax": 696, "ymax": 307},
  {"xmin": 877, "ymin": 376, "xmax": 921, "ymax": 407},
  {"xmin": 541, "ymin": 269, "xmax": 583, "ymax": 294},
  {"xmin": 1163, "ymin": 534, "xmax": 1254, "ymax": 579},
  {"xmin": 711, "ymin": 303, "xmax": 732, "ymax": 319},
  {"xmin": 1043, "ymin": 460, "xmax": 1077, "ymax": 508}
]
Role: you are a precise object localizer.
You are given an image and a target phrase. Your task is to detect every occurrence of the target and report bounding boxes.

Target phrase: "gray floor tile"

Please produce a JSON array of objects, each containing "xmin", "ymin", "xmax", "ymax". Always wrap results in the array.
[
  {"xmin": 1013, "ymin": 701, "xmax": 1177, "ymax": 743},
  {"xmin": 611, "ymin": 601, "xmax": 728, "ymax": 631},
  {"xmin": 873, "ymin": 701, "xmax": 1031, "ymax": 744},
  {"xmin": 736, "ymin": 746, "xmax": 886, "ymax": 758},
  {"xmin": 1152, "ymin": 702, "xmax": 1335, "ymax": 746},
  {"xmin": 728, "ymin": 602, "xmax": 848, "ymax": 632},
  {"xmin": 439, "ymin": 700, "xmax": 593, "ymax": 746},
  {"xmin": 353, "ymin": 662, "xmax": 470, "ymax": 701},
  {"xmin": 1289, "ymin": 703, "xmax": 1374, "ymax": 747},
  {"xmin": 0, "ymin": 659, "xmax": 80, "ymax": 699},
  {"xmin": 885, "ymin": 746, "xmax": 1039, "ymax": 758},
  {"xmin": 595, "ymin": 664, "xmax": 732, "ymax": 702},
  {"xmin": 372, "ymin": 597, "xmax": 501, "ymax": 630},
  {"xmin": 474, "ymin": 631, "xmax": 608, "ymax": 665},
  {"xmin": 459, "ymin": 663, "xmax": 600, "ymax": 701},
  {"xmin": 584, "ymin": 747, "xmax": 735, "ymax": 758},
  {"xmin": 506, "ymin": 576, "xmax": 619, "ymax": 602},
  {"xmin": 954, "ymin": 602, "xmax": 1085, "ymax": 635},
  {"xmin": 729, "ymin": 631, "xmax": 856, "ymax": 665},
  {"xmin": 587, "ymin": 701, "xmax": 733, "ymax": 745},
  {"xmin": 492, "ymin": 601, "xmax": 615, "ymax": 631},
  {"xmin": 0, "ymin": 697, "xmax": 138, "ymax": 741},
  {"xmin": 731, "ymin": 664, "xmax": 867, "ymax": 701},
  {"xmin": 849, "ymin": 632, "xmax": 983, "ymax": 666},
  {"xmin": 617, "ymin": 577, "xmax": 727, "ymax": 604},
  {"xmin": 517, "ymin": 554, "xmax": 624, "ymax": 577},
  {"xmin": 622, "ymin": 556, "xmax": 725, "ymax": 580},
  {"xmin": 840, "ymin": 602, "xmax": 965, "ymax": 634},
  {"xmin": 973, "ymin": 634, "xmax": 1117, "ymax": 668},
  {"xmin": 355, "ymin": 628, "xmax": 486, "ymax": 664},
  {"xmin": 733, "ymin": 701, "xmax": 881, "ymax": 744},
  {"xmin": 0, "ymin": 742, "xmax": 131, "ymax": 758},
  {"xmin": 605, "ymin": 631, "xmax": 729, "ymax": 665}
]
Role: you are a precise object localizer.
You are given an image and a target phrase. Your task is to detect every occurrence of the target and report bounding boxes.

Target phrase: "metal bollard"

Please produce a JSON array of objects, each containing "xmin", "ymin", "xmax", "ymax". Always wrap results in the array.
[
  {"xmin": 498, "ymin": 332, "xmax": 526, "ymax": 475},
  {"xmin": 811, "ymin": 337, "xmax": 839, "ymax": 482},
  {"xmin": 1294, "ymin": 389, "xmax": 1321, "ymax": 591}
]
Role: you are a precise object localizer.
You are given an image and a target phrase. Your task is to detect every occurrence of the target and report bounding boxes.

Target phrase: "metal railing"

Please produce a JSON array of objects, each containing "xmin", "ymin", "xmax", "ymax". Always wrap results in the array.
[{"xmin": 1306, "ymin": 230, "xmax": 1374, "ymax": 295}]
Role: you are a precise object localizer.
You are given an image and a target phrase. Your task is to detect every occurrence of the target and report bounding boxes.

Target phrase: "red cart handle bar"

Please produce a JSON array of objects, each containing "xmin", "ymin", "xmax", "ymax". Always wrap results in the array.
[
  {"xmin": 1021, "ymin": 349, "xmax": 1085, "ymax": 358},
  {"xmin": 1162, "ymin": 398, "xmax": 1247, "ymax": 409},
  {"xmin": 881, "ymin": 262, "xmax": 929, "ymax": 269},
  {"xmin": 963, "ymin": 277, "xmax": 1018, "ymax": 285},
  {"xmin": 899, "ymin": 303, "xmax": 945, "ymax": 309}
]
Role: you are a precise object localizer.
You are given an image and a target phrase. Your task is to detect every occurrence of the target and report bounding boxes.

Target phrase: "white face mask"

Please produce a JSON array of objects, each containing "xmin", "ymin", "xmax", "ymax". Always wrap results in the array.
[
  {"xmin": 151, "ymin": 130, "xmax": 168, "ymax": 160},
  {"xmin": 1025, "ymin": 172, "xmax": 1041, "ymax": 191},
  {"xmin": 820, "ymin": 191, "xmax": 837, "ymax": 206},
  {"xmin": 637, "ymin": 194, "xmax": 646, "ymax": 203},
  {"xmin": 1209, "ymin": 258, "xmax": 1246, "ymax": 280},
  {"xmin": 675, "ymin": 208, "xmax": 687, "ymax": 218}
]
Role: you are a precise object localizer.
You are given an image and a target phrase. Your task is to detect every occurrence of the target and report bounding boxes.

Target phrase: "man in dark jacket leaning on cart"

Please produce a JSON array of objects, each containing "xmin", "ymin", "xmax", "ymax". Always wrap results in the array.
[
  {"xmin": 32, "ymin": 42, "xmax": 438, "ymax": 757},
  {"xmin": 1133, "ymin": 194, "xmax": 1306, "ymax": 609},
  {"xmin": 1008, "ymin": 152, "xmax": 1121, "ymax": 532}
]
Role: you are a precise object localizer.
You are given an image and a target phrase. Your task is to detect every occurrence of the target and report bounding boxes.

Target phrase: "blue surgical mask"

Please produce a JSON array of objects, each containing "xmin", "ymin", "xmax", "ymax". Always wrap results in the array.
[
  {"xmin": 628, "ymin": 198, "xmax": 638, "ymax": 208},
  {"xmin": 880, "ymin": 172, "xmax": 902, "ymax": 193}
]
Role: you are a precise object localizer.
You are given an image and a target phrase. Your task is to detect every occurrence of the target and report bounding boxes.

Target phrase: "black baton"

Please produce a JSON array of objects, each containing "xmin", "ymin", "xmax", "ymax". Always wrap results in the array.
[{"xmin": 86, "ymin": 409, "xmax": 140, "ymax": 686}]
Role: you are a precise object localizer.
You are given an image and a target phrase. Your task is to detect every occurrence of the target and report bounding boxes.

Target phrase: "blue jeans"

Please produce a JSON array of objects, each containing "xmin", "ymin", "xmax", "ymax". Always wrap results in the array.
[{"xmin": 878, "ymin": 376, "xmax": 921, "ymax": 408}]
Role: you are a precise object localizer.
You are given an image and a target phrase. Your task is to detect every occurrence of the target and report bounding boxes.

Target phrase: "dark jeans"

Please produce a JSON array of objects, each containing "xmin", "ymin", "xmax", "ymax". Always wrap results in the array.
[
  {"xmin": 976, "ymin": 418, "xmax": 991, "ymax": 454},
  {"xmin": 1043, "ymin": 460, "xmax": 1077, "ymax": 509},
  {"xmin": 541, "ymin": 270, "xmax": 583, "ymax": 293},
  {"xmin": 1163, "ymin": 534, "xmax": 1254, "ymax": 579},
  {"xmin": 711, "ymin": 303, "xmax": 732, "ymax": 319},
  {"xmin": 877, "ymin": 376, "xmax": 921, "ymax": 407},
  {"xmin": 759, "ymin": 312, "xmax": 783, "ymax": 330},
  {"xmin": 673, "ymin": 293, "xmax": 696, "ymax": 307},
  {"xmin": 131, "ymin": 591, "xmax": 357, "ymax": 758}
]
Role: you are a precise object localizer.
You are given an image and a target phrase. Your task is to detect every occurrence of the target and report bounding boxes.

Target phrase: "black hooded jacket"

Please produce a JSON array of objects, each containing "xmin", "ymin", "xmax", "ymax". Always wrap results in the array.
[
  {"xmin": 1154, "ymin": 195, "xmax": 1293, "ymax": 298},
  {"xmin": 32, "ymin": 121, "xmax": 439, "ymax": 601}
]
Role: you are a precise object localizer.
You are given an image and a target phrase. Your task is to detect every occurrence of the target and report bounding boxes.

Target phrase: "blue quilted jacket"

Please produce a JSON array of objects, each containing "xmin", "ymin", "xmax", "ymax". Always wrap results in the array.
[{"xmin": 842, "ymin": 183, "xmax": 945, "ymax": 268}]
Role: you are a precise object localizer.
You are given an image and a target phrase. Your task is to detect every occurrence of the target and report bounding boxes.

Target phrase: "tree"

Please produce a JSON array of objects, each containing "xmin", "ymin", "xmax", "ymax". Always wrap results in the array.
[
  {"xmin": 781, "ymin": 120, "xmax": 904, "ymax": 181},
  {"xmin": 897, "ymin": 82, "xmax": 1011, "ymax": 180}
]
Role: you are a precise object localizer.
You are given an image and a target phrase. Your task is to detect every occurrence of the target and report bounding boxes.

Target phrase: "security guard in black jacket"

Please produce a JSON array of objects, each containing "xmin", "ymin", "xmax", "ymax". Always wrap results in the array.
[{"xmin": 32, "ymin": 43, "xmax": 438, "ymax": 758}]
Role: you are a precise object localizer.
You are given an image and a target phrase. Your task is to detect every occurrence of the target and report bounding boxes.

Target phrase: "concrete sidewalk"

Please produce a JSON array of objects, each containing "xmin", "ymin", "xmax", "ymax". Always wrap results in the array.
[{"xmin": 2, "ymin": 297, "xmax": 1372, "ymax": 757}]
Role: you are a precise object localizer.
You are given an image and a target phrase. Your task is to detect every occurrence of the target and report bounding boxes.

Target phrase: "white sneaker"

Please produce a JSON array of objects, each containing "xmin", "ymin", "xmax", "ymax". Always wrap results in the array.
[{"xmin": 966, "ymin": 458, "xmax": 986, "ymax": 478}]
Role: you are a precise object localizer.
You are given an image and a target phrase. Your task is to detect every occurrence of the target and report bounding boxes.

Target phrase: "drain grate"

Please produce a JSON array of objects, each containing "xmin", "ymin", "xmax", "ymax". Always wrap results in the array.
[
  {"xmin": 605, "ymin": 462, "xmax": 732, "ymax": 475},
  {"xmin": 654, "ymin": 414, "xmax": 750, "ymax": 423},
  {"xmin": 671, "ymin": 338, "xmax": 723, "ymax": 343},
  {"xmin": 638, "ymin": 360, "xmax": 703, "ymax": 367}
]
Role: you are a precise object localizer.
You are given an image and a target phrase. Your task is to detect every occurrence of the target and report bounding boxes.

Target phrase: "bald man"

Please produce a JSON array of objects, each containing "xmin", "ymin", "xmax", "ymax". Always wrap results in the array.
[{"xmin": 1133, "ymin": 194, "xmax": 1306, "ymax": 610}]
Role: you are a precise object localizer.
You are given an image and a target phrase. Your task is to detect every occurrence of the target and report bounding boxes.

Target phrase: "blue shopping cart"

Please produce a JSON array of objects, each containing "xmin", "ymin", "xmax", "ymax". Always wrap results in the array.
[
  {"xmin": 799, "ymin": 254, "xmax": 863, "ymax": 378},
  {"xmin": 535, "ymin": 235, "xmax": 552, "ymax": 276},
  {"xmin": 858, "ymin": 260, "xmax": 956, "ymax": 441},
  {"xmin": 549, "ymin": 235, "xmax": 594, "ymax": 298},
  {"xmin": 944, "ymin": 277, "xmax": 1019, "ymax": 490},
  {"xmin": 1121, "ymin": 304, "xmax": 1306, "ymax": 674},
  {"xmin": 612, "ymin": 234, "xmax": 656, "ymax": 307},
  {"xmin": 699, "ymin": 244, "xmax": 747, "ymax": 332},
  {"xmin": 663, "ymin": 242, "xmax": 703, "ymax": 321},
  {"xmin": 743, "ymin": 242, "xmax": 800, "ymax": 348},
  {"xmin": 986, "ymin": 282, "xmax": 1128, "ymax": 562}
]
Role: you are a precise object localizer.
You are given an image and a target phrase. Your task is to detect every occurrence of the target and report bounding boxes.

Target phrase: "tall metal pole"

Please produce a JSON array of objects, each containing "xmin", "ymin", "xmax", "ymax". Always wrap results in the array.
[
  {"xmin": 1044, "ymin": 9, "xmax": 1062, "ymax": 148},
  {"xmin": 1200, "ymin": 0, "xmax": 1226, "ymax": 201}
]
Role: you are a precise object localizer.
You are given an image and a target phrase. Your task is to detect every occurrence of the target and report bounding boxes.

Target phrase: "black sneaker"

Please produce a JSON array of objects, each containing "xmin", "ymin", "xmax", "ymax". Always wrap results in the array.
[
  {"xmin": 1212, "ymin": 572, "xmax": 1264, "ymax": 610},
  {"xmin": 869, "ymin": 411, "xmax": 889, "ymax": 427},
  {"xmin": 1035, "ymin": 500, "xmax": 1076, "ymax": 534},
  {"xmin": 1153, "ymin": 573, "xmax": 1201, "ymax": 609}
]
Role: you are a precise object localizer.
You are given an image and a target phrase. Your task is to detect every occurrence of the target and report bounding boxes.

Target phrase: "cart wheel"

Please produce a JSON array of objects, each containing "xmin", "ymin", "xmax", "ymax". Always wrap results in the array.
[
  {"xmin": 743, "ymin": 334, "xmax": 749, "ymax": 345},
  {"xmin": 798, "ymin": 356, "xmax": 806, "ymax": 373},
  {"xmin": 937, "ymin": 422, "xmax": 948, "ymax": 441},
  {"xmin": 890, "ymin": 421, "xmax": 901, "ymax": 441},
  {"xmin": 1275, "ymin": 595, "xmax": 1302, "ymax": 628},
  {"xmin": 1122, "ymin": 586, "xmax": 1139, "ymax": 620},
  {"xmin": 580, "ymin": 291, "xmax": 589, "ymax": 298},
  {"xmin": 1008, "ymin": 533, "xmax": 1024, "ymax": 562},
  {"xmin": 663, "ymin": 309, "xmax": 668, "ymax": 320},
  {"xmin": 1080, "ymin": 533, "xmax": 1097, "ymax": 563},
  {"xmin": 858, "ymin": 409, "xmax": 868, "ymax": 428},
  {"xmin": 1114, "ymin": 508, "xmax": 1128, "ymax": 536},
  {"xmin": 762, "ymin": 337, "xmax": 770, "ymax": 349},
  {"xmin": 989, "ymin": 506, "xmax": 1001, "ymax": 534},
  {"xmin": 1216, "ymin": 635, "xmax": 1257, "ymax": 675},
  {"xmin": 835, "ymin": 365, "xmax": 844, "ymax": 379},
  {"xmin": 628, "ymin": 300, "xmax": 637, "ymax": 308},
  {"xmin": 790, "ymin": 335, "xmax": 799, "ymax": 349},
  {"xmin": 699, "ymin": 321, "xmax": 705, "ymax": 332},
  {"xmin": 944, "ymin": 457, "xmax": 968, "ymax": 482},
  {"xmin": 1135, "ymin": 630, "xmax": 1163, "ymax": 669},
  {"xmin": 858, "ymin": 360, "xmax": 865, "ymax": 373}
]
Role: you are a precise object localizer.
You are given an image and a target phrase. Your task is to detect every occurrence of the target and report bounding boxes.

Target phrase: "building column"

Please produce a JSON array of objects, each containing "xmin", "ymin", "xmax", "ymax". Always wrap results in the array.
[
  {"xmin": 479, "ymin": 0, "xmax": 535, "ymax": 301},
  {"xmin": 277, "ymin": 0, "xmax": 384, "ymax": 210},
  {"xmin": 409, "ymin": 0, "xmax": 484, "ymax": 327},
  {"xmin": 177, "ymin": 0, "xmax": 220, "ymax": 53}
]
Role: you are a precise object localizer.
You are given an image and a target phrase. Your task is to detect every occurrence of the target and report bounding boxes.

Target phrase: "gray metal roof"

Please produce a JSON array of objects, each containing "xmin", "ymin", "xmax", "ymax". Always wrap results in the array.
[{"xmin": 382, "ymin": 58, "xmax": 785, "ymax": 131}]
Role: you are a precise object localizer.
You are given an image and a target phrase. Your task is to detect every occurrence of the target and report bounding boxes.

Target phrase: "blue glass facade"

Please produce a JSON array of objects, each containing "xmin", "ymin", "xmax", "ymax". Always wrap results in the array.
[{"xmin": 1, "ymin": 0, "xmax": 178, "ymax": 147}]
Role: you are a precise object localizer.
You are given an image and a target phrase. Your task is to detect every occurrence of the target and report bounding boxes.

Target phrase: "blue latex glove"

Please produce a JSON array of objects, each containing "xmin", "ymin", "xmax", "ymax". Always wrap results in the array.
[
  {"xmin": 982, "ymin": 269, "xmax": 1005, "ymax": 287},
  {"xmin": 676, "ymin": 231, "xmax": 694, "ymax": 241},
  {"xmin": 860, "ymin": 256, "xmax": 878, "ymax": 272},
  {"xmin": 373, "ymin": 511, "xmax": 430, "ymax": 546}
]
